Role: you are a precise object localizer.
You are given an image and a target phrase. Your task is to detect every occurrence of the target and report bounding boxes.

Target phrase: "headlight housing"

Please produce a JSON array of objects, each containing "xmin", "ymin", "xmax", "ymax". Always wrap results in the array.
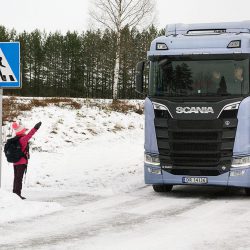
[
  {"xmin": 223, "ymin": 102, "xmax": 240, "ymax": 110},
  {"xmin": 227, "ymin": 40, "xmax": 241, "ymax": 48},
  {"xmin": 156, "ymin": 43, "xmax": 168, "ymax": 50},
  {"xmin": 152, "ymin": 102, "xmax": 167, "ymax": 110},
  {"xmin": 231, "ymin": 156, "xmax": 250, "ymax": 168},
  {"xmin": 144, "ymin": 153, "xmax": 160, "ymax": 166}
]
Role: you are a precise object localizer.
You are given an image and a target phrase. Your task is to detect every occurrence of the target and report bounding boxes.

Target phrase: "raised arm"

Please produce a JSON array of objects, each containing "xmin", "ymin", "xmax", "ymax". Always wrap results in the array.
[{"xmin": 19, "ymin": 122, "xmax": 42, "ymax": 145}]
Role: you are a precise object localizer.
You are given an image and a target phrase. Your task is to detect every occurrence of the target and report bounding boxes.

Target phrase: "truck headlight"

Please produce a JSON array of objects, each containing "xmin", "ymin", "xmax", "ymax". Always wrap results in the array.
[
  {"xmin": 227, "ymin": 40, "xmax": 241, "ymax": 48},
  {"xmin": 144, "ymin": 153, "xmax": 160, "ymax": 166},
  {"xmin": 232, "ymin": 156, "xmax": 250, "ymax": 168},
  {"xmin": 156, "ymin": 43, "xmax": 168, "ymax": 50},
  {"xmin": 152, "ymin": 102, "xmax": 167, "ymax": 110}
]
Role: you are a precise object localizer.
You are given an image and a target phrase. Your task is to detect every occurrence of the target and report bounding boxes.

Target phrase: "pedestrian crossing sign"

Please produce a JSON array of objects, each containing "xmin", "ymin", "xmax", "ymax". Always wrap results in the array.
[{"xmin": 0, "ymin": 42, "xmax": 20, "ymax": 88}]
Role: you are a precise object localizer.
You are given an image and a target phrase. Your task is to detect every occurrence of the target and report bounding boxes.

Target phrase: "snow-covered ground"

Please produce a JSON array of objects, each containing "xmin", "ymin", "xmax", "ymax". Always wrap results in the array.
[
  {"xmin": 1, "ymin": 98, "xmax": 144, "ymax": 217},
  {"xmin": 1, "ymin": 98, "xmax": 250, "ymax": 250}
]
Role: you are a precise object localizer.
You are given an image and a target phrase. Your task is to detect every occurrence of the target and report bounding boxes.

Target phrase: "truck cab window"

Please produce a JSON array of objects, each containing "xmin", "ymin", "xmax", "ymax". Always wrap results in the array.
[{"xmin": 149, "ymin": 58, "xmax": 249, "ymax": 97}]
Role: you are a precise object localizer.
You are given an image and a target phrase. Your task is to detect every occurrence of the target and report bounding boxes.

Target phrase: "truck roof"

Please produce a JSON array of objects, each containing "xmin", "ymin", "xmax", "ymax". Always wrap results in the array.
[
  {"xmin": 166, "ymin": 20, "xmax": 250, "ymax": 36},
  {"xmin": 148, "ymin": 20, "xmax": 250, "ymax": 57}
]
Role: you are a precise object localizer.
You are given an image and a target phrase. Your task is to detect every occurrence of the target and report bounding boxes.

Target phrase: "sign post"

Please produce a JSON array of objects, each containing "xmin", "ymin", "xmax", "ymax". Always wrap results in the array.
[
  {"xmin": 0, "ymin": 42, "xmax": 21, "ymax": 188},
  {"xmin": 0, "ymin": 88, "xmax": 2, "ymax": 188}
]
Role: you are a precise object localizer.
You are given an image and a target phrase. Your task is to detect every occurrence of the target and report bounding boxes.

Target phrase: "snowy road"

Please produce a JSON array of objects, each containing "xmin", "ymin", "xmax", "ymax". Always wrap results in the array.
[
  {"xmin": 1, "ymin": 186, "xmax": 250, "ymax": 250},
  {"xmin": 1, "ymin": 103, "xmax": 250, "ymax": 250}
]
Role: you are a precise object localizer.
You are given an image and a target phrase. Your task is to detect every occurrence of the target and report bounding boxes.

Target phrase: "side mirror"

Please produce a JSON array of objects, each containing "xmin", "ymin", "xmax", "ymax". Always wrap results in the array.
[{"xmin": 135, "ymin": 61, "xmax": 145, "ymax": 94}]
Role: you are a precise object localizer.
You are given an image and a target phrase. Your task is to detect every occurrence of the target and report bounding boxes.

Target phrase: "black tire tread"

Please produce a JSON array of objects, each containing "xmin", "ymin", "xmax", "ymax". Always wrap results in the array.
[
  {"xmin": 153, "ymin": 184, "xmax": 173, "ymax": 193},
  {"xmin": 245, "ymin": 188, "xmax": 250, "ymax": 196}
]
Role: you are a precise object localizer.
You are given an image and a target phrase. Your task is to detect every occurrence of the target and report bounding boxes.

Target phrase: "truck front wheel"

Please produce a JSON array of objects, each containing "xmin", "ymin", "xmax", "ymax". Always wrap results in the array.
[
  {"xmin": 245, "ymin": 188, "xmax": 250, "ymax": 196},
  {"xmin": 153, "ymin": 185, "xmax": 173, "ymax": 193}
]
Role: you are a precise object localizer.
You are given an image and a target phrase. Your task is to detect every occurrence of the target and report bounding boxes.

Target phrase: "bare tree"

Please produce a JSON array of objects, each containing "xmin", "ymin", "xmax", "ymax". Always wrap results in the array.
[{"xmin": 90, "ymin": 0, "xmax": 155, "ymax": 100}]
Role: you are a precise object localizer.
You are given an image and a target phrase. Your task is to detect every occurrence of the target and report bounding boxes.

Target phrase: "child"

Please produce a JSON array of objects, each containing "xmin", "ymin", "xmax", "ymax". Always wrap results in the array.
[{"xmin": 12, "ymin": 121, "xmax": 42, "ymax": 199}]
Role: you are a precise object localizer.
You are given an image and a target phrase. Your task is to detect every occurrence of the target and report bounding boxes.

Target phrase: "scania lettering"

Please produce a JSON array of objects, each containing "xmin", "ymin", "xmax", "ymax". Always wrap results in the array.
[
  {"xmin": 136, "ymin": 21, "xmax": 250, "ymax": 195},
  {"xmin": 176, "ymin": 107, "xmax": 214, "ymax": 114}
]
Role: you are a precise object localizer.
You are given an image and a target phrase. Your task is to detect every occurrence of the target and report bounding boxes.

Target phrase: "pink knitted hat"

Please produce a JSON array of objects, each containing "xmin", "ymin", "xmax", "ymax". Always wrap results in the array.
[{"xmin": 12, "ymin": 122, "xmax": 27, "ymax": 136}]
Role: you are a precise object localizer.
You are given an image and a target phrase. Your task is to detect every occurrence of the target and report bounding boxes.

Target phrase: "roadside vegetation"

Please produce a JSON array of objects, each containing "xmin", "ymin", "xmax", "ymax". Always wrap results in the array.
[{"xmin": 3, "ymin": 97, "xmax": 143, "ymax": 124}]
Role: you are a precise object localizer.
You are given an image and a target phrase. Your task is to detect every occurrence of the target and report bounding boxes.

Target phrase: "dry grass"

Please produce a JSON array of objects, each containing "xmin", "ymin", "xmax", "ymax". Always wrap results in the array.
[
  {"xmin": 2, "ymin": 97, "xmax": 83, "ymax": 124},
  {"xmin": 3, "ymin": 97, "xmax": 21, "ymax": 123},
  {"xmin": 2, "ymin": 97, "xmax": 142, "ymax": 124},
  {"xmin": 112, "ymin": 123, "xmax": 125, "ymax": 132},
  {"xmin": 101, "ymin": 100, "xmax": 143, "ymax": 114},
  {"xmin": 30, "ymin": 99, "xmax": 48, "ymax": 107}
]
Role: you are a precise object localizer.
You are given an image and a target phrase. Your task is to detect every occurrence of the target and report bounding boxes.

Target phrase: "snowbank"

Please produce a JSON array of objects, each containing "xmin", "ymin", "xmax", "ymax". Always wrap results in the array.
[
  {"xmin": 1, "ymin": 98, "xmax": 144, "ymax": 222},
  {"xmin": 0, "ymin": 189, "xmax": 62, "ymax": 224}
]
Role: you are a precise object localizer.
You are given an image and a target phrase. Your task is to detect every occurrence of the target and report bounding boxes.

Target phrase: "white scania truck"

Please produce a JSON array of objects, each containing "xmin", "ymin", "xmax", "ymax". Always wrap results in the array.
[{"xmin": 136, "ymin": 21, "xmax": 250, "ymax": 194}]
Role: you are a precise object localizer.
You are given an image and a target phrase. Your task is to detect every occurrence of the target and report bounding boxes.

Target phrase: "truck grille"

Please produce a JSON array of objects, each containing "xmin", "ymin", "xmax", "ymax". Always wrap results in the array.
[{"xmin": 155, "ymin": 110, "xmax": 237, "ymax": 176}]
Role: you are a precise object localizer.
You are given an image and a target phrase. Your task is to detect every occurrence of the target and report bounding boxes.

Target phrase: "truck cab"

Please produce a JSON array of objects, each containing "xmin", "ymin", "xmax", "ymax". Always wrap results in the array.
[{"xmin": 136, "ymin": 21, "xmax": 250, "ymax": 194}]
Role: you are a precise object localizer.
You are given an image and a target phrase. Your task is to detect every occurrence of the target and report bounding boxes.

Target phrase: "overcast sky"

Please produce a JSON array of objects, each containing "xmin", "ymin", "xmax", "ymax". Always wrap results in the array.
[{"xmin": 1, "ymin": 0, "xmax": 250, "ymax": 34}]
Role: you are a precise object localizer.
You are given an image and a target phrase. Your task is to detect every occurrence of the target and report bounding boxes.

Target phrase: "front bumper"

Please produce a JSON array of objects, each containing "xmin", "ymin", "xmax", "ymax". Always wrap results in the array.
[{"xmin": 145, "ymin": 164, "xmax": 250, "ymax": 188}]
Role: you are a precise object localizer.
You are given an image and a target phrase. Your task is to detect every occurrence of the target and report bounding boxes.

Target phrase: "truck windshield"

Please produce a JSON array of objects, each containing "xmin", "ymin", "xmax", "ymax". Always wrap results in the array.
[{"xmin": 149, "ymin": 57, "xmax": 249, "ymax": 97}]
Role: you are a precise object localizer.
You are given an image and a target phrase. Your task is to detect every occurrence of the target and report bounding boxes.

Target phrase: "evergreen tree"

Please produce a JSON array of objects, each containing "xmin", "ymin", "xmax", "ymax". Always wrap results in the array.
[{"xmin": 1, "ymin": 24, "xmax": 161, "ymax": 99}]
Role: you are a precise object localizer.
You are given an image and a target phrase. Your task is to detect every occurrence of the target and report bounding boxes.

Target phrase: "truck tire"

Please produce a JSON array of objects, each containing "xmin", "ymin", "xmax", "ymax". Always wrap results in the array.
[
  {"xmin": 245, "ymin": 188, "xmax": 250, "ymax": 196},
  {"xmin": 153, "ymin": 184, "xmax": 173, "ymax": 193}
]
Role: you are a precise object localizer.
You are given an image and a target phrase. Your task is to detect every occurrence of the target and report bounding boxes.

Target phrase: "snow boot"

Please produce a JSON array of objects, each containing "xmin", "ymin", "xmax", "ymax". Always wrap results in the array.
[
  {"xmin": 18, "ymin": 195, "xmax": 26, "ymax": 200},
  {"xmin": 14, "ymin": 192, "xmax": 26, "ymax": 200}
]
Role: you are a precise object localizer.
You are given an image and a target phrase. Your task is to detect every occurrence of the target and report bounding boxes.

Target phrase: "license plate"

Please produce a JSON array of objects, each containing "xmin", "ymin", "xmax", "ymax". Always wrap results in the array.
[{"xmin": 182, "ymin": 177, "xmax": 208, "ymax": 184}]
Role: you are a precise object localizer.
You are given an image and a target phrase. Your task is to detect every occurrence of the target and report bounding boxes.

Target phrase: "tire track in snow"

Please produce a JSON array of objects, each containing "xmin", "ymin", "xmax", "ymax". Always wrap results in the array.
[
  {"xmin": 0, "ymin": 187, "xmax": 215, "ymax": 249},
  {"xmin": 35, "ymin": 192, "xmax": 105, "ymax": 207}
]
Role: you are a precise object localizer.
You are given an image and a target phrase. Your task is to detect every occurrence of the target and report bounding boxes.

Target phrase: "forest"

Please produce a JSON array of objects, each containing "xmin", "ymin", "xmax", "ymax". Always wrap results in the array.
[{"xmin": 0, "ymin": 25, "xmax": 163, "ymax": 99}]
